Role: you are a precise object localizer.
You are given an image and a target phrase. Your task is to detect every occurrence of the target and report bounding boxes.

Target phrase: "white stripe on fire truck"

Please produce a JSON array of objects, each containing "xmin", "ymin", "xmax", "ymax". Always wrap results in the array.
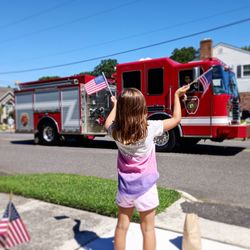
[
  {"xmin": 62, "ymin": 100, "xmax": 79, "ymax": 127},
  {"xmin": 181, "ymin": 116, "xmax": 230, "ymax": 126},
  {"xmin": 15, "ymin": 101, "xmax": 59, "ymax": 110},
  {"xmin": 34, "ymin": 101, "xmax": 59, "ymax": 109},
  {"xmin": 15, "ymin": 103, "xmax": 33, "ymax": 110}
]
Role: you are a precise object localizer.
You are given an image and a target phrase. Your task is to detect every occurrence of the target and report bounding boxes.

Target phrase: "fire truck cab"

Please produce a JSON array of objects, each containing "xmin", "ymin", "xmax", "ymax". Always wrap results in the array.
[{"xmin": 115, "ymin": 57, "xmax": 250, "ymax": 151}]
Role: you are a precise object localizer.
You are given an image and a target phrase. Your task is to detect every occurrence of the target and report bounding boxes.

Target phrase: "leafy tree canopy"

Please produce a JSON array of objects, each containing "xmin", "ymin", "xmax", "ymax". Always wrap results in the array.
[
  {"xmin": 241, "ymin": 45, "xmax": 250, "ymax": 52},
  {"xmin": 91, "ymin": 59, "xmax": 118, "ymax": 78},
  {"xmin": 38, "ymin": 76, "xmax": 60, "ymax": 81},
  {"xmin": 77, "ymin": 71, "xmax": 94, "ymax": 76},
  {"xmin": 170, "ymin": 47, "xmax": 198, "ymax": 63},
  {"xmin": 38, "ymin": 59, "xmax": 118, "ymax": 80}
]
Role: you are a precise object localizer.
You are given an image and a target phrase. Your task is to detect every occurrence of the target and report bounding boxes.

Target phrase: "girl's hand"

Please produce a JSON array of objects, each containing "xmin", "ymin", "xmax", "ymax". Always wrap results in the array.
[
  {"xmin": 111, "ymin": 95, "xmax": 117, "ymax": 106},
  {"xmin": 175, "ymin": 84, "xmax": 190, "ymax": 98}
]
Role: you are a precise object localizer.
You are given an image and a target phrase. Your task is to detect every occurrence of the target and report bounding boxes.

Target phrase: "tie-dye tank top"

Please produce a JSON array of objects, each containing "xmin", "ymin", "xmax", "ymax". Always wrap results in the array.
[{"xmin": 110, "ymin": 120, "xmax": 164, "ymax": 199}]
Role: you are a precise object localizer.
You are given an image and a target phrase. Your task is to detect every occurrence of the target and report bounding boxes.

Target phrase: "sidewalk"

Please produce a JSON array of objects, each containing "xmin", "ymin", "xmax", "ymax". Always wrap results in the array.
[{"xmin": 0, "ymin": 193, "xmax": 250, "ymax": 250}]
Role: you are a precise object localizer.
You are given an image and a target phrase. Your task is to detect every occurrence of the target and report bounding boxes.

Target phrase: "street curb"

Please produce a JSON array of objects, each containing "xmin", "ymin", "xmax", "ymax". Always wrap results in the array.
[
  {"xmin": 156, "ymin": 193, "xmax": 250, "ymax": 249},
  {"xmin": 176, "ymin": 189, "xmax": 201, "ymax": 203}
]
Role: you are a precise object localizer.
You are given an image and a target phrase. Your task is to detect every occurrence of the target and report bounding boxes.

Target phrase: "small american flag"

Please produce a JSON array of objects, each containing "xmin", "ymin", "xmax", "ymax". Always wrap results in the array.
[
  {"xmin": 0, "ymin": 202, "xmax": 30, "ymax": 249},
  {"xmin": 84, "ymin": 75, "xmax": 107, "ymax": 95},
  {"xmin": 198, "ymin": 69, "xmax": 212, "ymax": 95}
]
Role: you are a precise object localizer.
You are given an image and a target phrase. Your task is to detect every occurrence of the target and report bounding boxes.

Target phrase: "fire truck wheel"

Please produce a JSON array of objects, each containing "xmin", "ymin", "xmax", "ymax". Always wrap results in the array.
[
  {"xmin": 155, "ymin": 129, "xmax": 176, "ymax": 152},
  {"xmin": 39, "ymin": 122, "xmax": 58, "ymax": 145}
]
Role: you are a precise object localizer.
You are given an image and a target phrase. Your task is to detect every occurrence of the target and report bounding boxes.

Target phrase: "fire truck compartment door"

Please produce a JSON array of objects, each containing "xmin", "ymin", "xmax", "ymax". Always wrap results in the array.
[
  {"xmin": 15, "ymin": 92, "xmax": 34, "ymax": 132},
  {"xmin": 82, "ymin": 88, "xmax": 112, "ymax": 135},
  {"xmin": 34, "ymin": 90, "xmax": 59, "ymax": 112},
  {"xmin": 61, "ymin": 88, "xmax": 80, "ymax": 133}
]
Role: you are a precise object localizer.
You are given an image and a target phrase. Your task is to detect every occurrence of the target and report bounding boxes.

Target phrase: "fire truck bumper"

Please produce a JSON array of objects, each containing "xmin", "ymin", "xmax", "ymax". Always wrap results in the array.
[{"xmin": 216, "ymin": 124, "xmax": 250, "ymax": 140}]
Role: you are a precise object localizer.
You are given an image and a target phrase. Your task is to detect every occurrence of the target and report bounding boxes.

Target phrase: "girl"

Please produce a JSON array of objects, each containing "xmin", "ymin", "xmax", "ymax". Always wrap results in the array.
[{"xmin": 105, "ymin": 85, "xmax": 189, "ymax": 250}]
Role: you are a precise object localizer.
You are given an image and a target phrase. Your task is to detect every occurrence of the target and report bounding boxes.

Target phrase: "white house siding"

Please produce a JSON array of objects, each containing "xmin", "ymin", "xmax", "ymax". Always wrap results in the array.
[{"xmin": 213, "ymin": 43, "xmax": 250, "ymax": 92}]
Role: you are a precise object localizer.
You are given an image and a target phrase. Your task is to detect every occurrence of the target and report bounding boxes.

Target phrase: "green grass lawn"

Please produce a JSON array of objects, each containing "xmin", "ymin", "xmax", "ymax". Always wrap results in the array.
[{"xmin": 0, "ymin": 173, "xmax": 180, "ymax": 222}]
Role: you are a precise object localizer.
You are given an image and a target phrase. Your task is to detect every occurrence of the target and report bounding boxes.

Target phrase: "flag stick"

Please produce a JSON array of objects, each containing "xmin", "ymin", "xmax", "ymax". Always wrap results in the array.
[
  {"xmin": 102, "ymin": 72, "xmax": 114, "ymax": 96},
  {"xmin": 9, "ymin": 191, "xmax": 13, "ymax": 202},
  {"xmin": 8, "ymin": 192, "xmax": 13, "ymax": 220},
  {"xmin": 189, "ymin": 79, "xmax": 197, "ymax": 86}
]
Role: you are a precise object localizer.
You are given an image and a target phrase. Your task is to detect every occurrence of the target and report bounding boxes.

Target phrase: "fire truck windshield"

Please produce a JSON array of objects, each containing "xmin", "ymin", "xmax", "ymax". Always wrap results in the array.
[
  {"xmin": 228, "ymin": 71, "xmax": 240, "ymax": 99},
  {"xmin": 212, "ymin": 66, "xmax": 239, "ymax": 98}
]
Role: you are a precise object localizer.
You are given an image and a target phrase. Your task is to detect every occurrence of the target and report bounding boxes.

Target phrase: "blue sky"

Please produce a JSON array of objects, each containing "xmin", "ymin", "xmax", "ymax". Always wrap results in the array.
[{"xmin": 0, "ymin": 0, "xmax": 249, "ymax": 87}]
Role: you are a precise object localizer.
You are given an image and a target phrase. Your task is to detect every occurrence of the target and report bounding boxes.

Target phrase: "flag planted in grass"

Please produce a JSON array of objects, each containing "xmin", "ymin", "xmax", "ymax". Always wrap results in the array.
[{"xmin": 0, "ymin": 202, "xmax": 30, "ymax": 249}]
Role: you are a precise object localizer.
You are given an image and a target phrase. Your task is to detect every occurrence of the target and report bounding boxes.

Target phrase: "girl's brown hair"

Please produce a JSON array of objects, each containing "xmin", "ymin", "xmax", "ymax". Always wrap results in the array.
[{"xmin": 112, "ymin": 88, "xmax": 148, "ymax": 145}]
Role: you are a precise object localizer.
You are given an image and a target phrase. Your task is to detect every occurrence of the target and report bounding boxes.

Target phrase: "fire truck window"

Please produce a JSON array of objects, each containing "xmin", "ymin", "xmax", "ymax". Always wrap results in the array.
[
  {"xmin": 179, "ymin": 70, "xmax": 193, "ymax": 87},
  {"xmin": 179, "ymin": 69, "xmax": 203, "ymax": 92},
  {"xmin": 212, "ymin": 66, "xmax": 227, "ymax": 94},
  {"xmin": 147, "ymin": 68, "xmax": 164, "ymax": 95},
  {"xmin": 122, "ymin": 71, "xmax": 141, "ymax": 90}
]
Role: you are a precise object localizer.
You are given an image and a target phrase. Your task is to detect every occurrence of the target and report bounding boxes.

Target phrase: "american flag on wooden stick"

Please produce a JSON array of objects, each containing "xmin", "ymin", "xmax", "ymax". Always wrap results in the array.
[
  {"xmin": 198, "ymin": 68, "xmax": 213, "ymax": 95},
  {"xmin": 84, "ymin": 75, "xmax": 108, "ymax": 95},
  {"xmin": 0, "ymin": 202, "xmax": 30, "ymax": 249}
]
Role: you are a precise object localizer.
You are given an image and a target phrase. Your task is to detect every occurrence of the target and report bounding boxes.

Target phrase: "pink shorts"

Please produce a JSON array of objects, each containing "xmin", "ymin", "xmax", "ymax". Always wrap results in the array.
[{"xmin": 116, "ymin": 184, "xmax": 159, "ymax": 212}]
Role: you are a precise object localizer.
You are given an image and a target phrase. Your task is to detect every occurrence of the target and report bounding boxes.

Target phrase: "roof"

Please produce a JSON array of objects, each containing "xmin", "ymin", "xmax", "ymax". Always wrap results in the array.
[
  {"xmin": 213, "ymin": 42, "xmax": 250, "ymax": 55},
  {"xmin": 0, "ymin": 87, "xmax": 14, "ymax": 105},
  {"xmin": 117, "ymin": 57, "xmax": 180, "ymax": 68}
]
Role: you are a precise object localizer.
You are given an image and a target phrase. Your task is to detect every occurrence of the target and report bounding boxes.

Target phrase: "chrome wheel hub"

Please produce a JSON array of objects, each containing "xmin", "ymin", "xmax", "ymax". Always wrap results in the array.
[
  {"xmin": 43, "ymin": 126, "xmax": 54, "ymax": 142},
  {"xmin": 154, "ymin": 132, "xmax": 169, "ymax": 146}
]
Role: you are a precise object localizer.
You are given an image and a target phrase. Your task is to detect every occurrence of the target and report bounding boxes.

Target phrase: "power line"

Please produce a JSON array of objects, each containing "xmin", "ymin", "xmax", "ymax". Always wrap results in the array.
[
  {"xmin": 7, "ymin": 4, "xmax": 250, "ymax": 64},
  {"xmin": 0, "ymin": 17, "xmax": 249, "ymax": 75},
  {"xmin": 0, "ymin": 0, "xmax": 79, "ymax": 30},
  {"xmin": 0, "ymin": 0, "xmax": 141, "ymax": 45}
]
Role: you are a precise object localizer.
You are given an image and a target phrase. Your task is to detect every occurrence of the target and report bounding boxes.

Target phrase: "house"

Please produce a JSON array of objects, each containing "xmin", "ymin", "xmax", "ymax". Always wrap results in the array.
[
  {"xmin": 0, "ymin": 87, "xmax": 15, "ymax": 124},
  {"xmin": 213, "ymin": 42, "xmax": 250, "ymax": 92},
  {"xmin": 213, "ymin": 42, "xmax": 250, "ymax": 112}
]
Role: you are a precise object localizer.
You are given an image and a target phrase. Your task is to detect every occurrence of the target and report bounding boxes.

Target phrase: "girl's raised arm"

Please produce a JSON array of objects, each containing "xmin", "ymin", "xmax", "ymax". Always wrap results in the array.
[
  {"xmin": 104, "ymin": 96, "xmax": 117, "ymax": 130},
  {"xmin": 163, "ymin": 84, "xmax": 190, "ymax": 132}
]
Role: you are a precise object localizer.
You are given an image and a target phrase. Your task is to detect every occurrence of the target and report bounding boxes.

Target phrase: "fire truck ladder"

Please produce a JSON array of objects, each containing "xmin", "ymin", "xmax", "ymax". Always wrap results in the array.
[{"xmin": 19, "ymin": 79, "xmax": 79, "ymax": 90}]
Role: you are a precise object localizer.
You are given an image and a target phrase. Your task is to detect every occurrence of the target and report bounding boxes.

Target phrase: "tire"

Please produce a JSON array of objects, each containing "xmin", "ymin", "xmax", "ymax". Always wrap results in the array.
[
  {"xmin": 155, "ymin": 129, "xmax": 176, "ymax": 152},
  {"xmin": 39, "ymin": 121, "xmax": 58, "ymax": 145}
]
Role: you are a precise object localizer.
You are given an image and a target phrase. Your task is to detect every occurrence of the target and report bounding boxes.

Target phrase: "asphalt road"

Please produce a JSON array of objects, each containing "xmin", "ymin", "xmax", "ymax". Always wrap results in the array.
[{"xmin": 0, "ymin": 132, "xmax": 250, "ymax": 227}]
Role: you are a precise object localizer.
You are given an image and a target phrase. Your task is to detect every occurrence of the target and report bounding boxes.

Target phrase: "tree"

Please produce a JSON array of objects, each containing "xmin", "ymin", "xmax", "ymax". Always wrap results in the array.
[
  {"xmin": 170, "ymin": 47, "xmax": 198, "ymax": 63},
  {"xmin": 38, "ymin": 76, "xmax": 60, "ymax": 81},
  {"xmin": 77, "ymin": 71, "xmax": 94, "ymax": 76},
  {"xmin": 91, "ymin": 59, "xmax": 118, "ymax": 78},
  {"xmin": 241, "ymin": 46, "xmax": 250, "ymax": 52}
]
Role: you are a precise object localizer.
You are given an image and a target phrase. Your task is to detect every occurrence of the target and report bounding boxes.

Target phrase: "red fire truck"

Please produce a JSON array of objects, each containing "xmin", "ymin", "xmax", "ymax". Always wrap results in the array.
[
  {"xmin": 15, "ymin": 56, "xmax": 250, "ymax": 151},
  {"xmin": 15, "ymin": 75, "xmax": 115, "ymax": 145}
]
